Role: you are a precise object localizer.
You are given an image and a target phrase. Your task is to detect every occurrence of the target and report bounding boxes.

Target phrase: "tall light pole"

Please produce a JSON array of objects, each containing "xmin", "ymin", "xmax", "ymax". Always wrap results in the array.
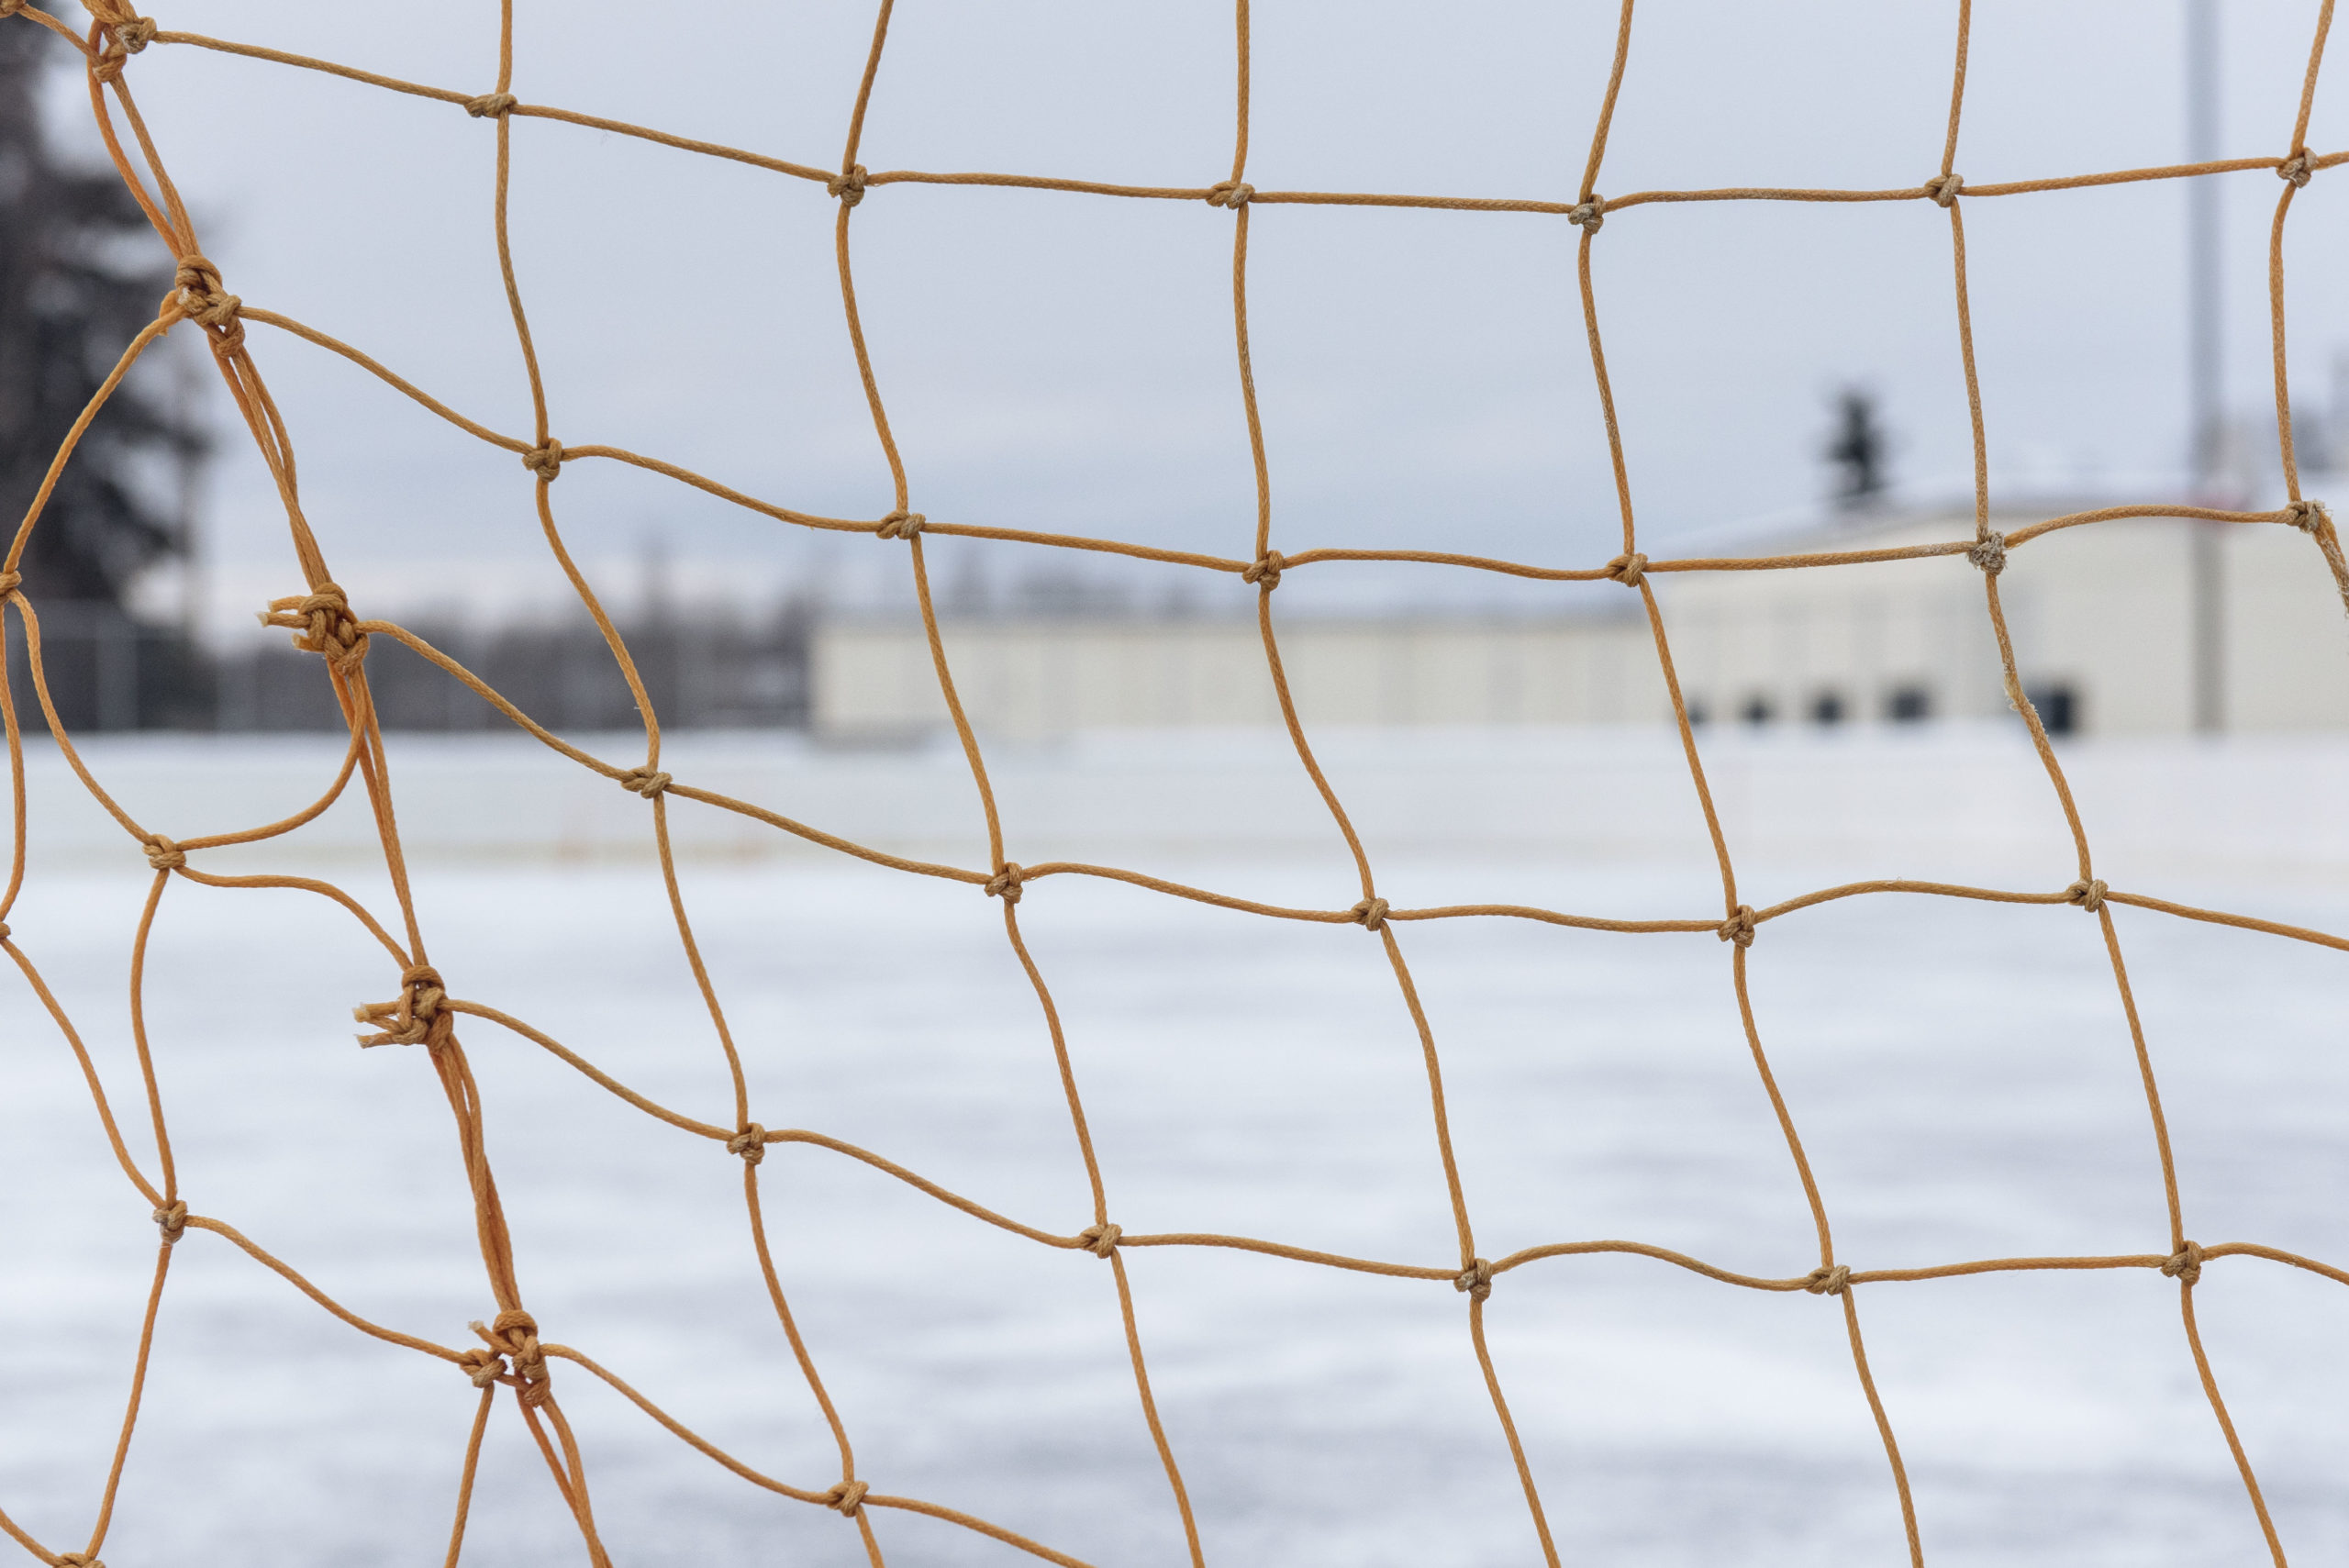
[{"xmin": 2187, "ymin": 0, "xmax": 2224, "ymax": 733}]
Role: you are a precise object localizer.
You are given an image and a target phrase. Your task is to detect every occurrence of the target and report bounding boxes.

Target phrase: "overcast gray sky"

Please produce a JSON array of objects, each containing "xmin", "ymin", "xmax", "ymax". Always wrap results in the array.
[{"xmin": 39, "ymin": 0, "xmax": 2349, "ymax": 628}]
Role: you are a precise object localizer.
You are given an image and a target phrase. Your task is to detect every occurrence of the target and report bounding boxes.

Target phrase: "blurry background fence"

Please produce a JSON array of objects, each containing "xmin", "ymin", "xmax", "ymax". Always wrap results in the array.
[{"xmin": 6, "ymin": 597, "xmax": 812, "ymax": 732}]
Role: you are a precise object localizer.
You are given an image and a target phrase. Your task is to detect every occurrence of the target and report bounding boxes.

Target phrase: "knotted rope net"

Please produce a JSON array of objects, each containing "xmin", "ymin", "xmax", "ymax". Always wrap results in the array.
[{"xmin": 4, "ymin": 3, "xmax": 2348, "ymax": 1565}]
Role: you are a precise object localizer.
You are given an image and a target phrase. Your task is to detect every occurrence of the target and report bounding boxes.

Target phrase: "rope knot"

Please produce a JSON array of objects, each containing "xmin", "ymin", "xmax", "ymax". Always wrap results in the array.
[
  {"xmin": 985, "ymin": 863, "xmax": 1024, "ymax": 906},
  {"xmin": 522, "ymin": 440, "xmax": 563, "ymax": 482},
  {"xmin": 1077, "ymin": 1222, "xmax": 1122, "ymax": 1258},
  {"xmin": 727, "ymin": 1123, "xmax": 768, "ymax": 1166},
  {"xmin": 2283, "ymin": 498, "xmax": 2331, "ymax": 533},
  {"xmin": 1718, "ymin": 906, "xmax": 1757, "ymax": 949},
  {"xmin": 875, "ymin": 510, "xmax": 926, "ymax": 539},
  {"xmin": 171, "ymin": 251, "xmax": 243, "ymax": 351},
  {"xmin": 0, "ymin": 571, "xmax": 18, "ymax": 596},
  {"xmin": 152, "ymin": 1199, "xmax": 187, "ymax": 1244},
  {"xmin": 56, "ymin": 1556, "xmax": 104, "ymax": 1568},
  {"xmin": 1349, "ymin": 896, "xmax": 1389, "ymax": 932},
  {"xmin": 1967, "ymin": 531, "xmax": 2007, "ymax": 575},
  {"xmin": 829, "ymin": 165, "xmax": 868, "ymax": 206},
  {"xmin": 465, "ymin": 92, "xmax": 517, "ymax": 118},
  {"xmin": 618, "ymin": 766, "xmax": 671, "ymax": 798},
  {"xmin": 260, "ymin": 581, "xmax": 368, "ymax": 667},
  {"xmin": 1605, "ymin": 551, "xmax": 1647, "ymax": 588},
  {"xmin": 173, "ymin": 252, "xmax": 228, "ymax": 310},
  {"xmin": 1804, "ymin": 1263, "xmax": 1851, "ymax": 1296},
  {"xmin": 0, "ymin": 2, "xmax": 26, "ymax": 19},
  {"xmin": 824, "ymin": 1479, "xmax": 871, "ymax": 1517},
  {"xmin": 2161, "ymin": 1240, "xmax": 2205, "ymax": 1286},
  {"xmin": 92, "ymin": 11, "xmax": 151, "ymax": 83},
  {"xmin": 0, "ymin": 923, "xmax": 11, "ymax": 941},
  {"xmin": 1924, "ymin": 172, "xmax": 1965, "ymax": 206},
  {"xmin": 1206, "ymin": 180, "xmax": 1253, "ymax": 208},
  {"xmin": 1241, "ymin": 550, "xmax": 1285, "ymax": 590},
  {"xmin": 2277, "ymin": 150, "xmax": 2314, "ymax": 188},
  {"xmin": 456, "ymin": 1346, "xmax": 506, "ymax": 1389},
  {"xmin": 1454, "ymin": 1257, "xmax": 1494, "ymax": 1302},
  {"xmin": 355, "ymin": 963, "xmax": 452, "ymax": 1050},
  {"xmin": 1566, "ymin": 196, "xmax": 1605, "ymax": 232},
  {"xmin": 142, "ymin": 835, "xmax": 184, "ymax": 871},
  {"xmin": 2065, "ymin": 878, "xmax": 2108, "ymax": 913},
  {"xmin": 472, "ymin": 1308, "xmax": 550, "ymax": 1406}
]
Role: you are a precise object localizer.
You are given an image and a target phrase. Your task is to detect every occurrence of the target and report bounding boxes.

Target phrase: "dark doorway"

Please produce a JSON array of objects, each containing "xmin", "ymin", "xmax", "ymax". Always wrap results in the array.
[{"xmin": 2025, "ymin": 683, "xmax": 2079, "ymax": 737}]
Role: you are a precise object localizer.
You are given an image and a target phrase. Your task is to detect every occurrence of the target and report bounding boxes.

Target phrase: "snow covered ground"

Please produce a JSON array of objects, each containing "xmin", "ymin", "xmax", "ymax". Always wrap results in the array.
[{"xmin": 3, "ymin": 726, "xmax": 2346, "ymax": 1566}]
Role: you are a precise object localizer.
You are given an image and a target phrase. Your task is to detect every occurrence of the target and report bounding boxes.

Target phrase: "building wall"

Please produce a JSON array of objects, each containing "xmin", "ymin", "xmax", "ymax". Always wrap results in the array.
[
  {"xmin": 814, "ymin": 614, "xmax": 1673, "ymax": 739},
  {"xmin": 812, "ymin": 504, "xmax": 2349, "ymax": 739},
  {"xmin": 1662, "ymin": 507, "xmax": 2349, "ymax": 736},
  {"xmin": 2223, "ymin": 518, "xmax": 2349, "ymax": 731},
  {"xmin": 1661, "ymin": 507, "xmax": 2149, "ymax": 732}
]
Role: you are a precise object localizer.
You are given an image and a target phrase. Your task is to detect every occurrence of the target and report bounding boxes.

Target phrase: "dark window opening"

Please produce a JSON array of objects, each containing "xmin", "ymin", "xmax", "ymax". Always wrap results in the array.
[
  {"xmin": 1810, "ymin": 690, "xmax": 1845, "ymax": 726},
  {"xmin": 2024, "ymin": 682, "xmax": 2078, "ymax": 737},
  {"xmin": 1886, "ymin": 684, "xmax": 1932, "ymax": 723},
  {"xmin": 1740, "ymin": 694, "xmax": 1775, "ymax": 726}
]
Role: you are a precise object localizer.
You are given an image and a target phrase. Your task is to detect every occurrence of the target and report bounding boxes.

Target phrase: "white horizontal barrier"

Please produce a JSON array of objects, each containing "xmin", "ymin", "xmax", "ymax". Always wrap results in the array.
[{"xmin": 16, "ymin": 725, "xmax": 2349, "ymax": 893}]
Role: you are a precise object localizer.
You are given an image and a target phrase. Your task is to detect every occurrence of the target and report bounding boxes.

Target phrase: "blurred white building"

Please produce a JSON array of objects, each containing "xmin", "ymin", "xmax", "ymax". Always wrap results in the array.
[{"xmin": 812, "ymin": 497, "xmax": 2349, "ymax": 740}]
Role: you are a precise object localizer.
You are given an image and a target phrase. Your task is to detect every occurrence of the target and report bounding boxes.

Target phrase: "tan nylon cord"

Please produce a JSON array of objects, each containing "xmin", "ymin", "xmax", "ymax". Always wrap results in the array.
[{"xmin": 0, "ymin": 2, "xmax": 2343, "ymax": 1563}]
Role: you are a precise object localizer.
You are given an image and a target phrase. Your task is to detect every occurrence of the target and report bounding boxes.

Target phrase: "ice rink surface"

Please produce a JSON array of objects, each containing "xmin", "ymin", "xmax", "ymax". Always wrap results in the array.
[{"xmin": 3, "ymin": 726, "xmax": 2347, "ymax": 1566}]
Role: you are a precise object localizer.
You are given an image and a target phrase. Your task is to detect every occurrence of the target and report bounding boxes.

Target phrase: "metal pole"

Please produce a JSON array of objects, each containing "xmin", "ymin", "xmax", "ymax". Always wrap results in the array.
[{"xmin": 2187, "ymin": 0, "xmax": 2225, "ymax": 733}]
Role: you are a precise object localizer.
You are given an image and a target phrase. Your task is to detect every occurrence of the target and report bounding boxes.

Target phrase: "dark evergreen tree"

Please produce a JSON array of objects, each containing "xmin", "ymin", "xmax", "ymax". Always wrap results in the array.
[
  {"xmin": 1, "ymin": 8, "xmax": 207, "ymax": 725},
  {"xmin": 1, "ymin": 10, "xmax": 202, "ymax": 602}
]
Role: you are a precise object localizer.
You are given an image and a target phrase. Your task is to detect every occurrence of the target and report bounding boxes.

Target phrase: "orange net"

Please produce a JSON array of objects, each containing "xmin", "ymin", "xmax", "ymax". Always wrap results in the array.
[{"xmin": 6, "ymin": 2, "xmax": 2349, "ymax": 1565}]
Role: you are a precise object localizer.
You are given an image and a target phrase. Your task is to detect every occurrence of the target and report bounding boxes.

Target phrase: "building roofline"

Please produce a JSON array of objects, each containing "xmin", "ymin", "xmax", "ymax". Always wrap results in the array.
[{"xmin": 1658, "ymin": 474, "xmax": 2209, "ymax": 558}]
